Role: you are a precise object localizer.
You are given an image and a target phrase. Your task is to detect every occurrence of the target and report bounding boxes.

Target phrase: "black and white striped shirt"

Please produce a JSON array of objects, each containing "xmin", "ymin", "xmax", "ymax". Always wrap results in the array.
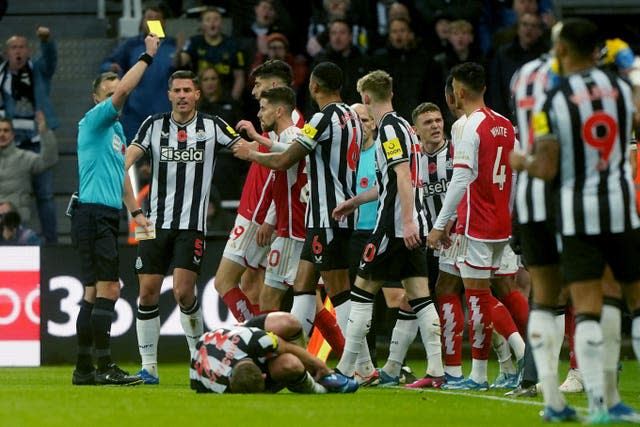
[
  {"xmin": 375, "ymin": 111, "xmax": 427, "ymax": 237},
  {"xmin": 132, "ymin": 112, "xmax": 240, "ymax": 232},
  {"xmin": 190, "ymin": 326, "xmax": 278, "ymax": 394},
  {"xmin": 533, "ymin": 67, "xmax": 640, "ymax": 235},
  {"xmin": 511, "ymin": 54, "xmax": 555, "ymax": 224},
  {"xmin": 297, "ymin": 102, "xmax": 363, "ymax": 229},
  {"xmin": 419, "ymin": 140, "xmax": 454, "ymax": 229}
]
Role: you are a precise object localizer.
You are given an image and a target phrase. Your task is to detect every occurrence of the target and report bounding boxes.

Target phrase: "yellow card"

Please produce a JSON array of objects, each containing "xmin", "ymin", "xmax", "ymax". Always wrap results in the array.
[{"xmin": 147, "ymin": 20, "xmax": 165, "ymax": 38}]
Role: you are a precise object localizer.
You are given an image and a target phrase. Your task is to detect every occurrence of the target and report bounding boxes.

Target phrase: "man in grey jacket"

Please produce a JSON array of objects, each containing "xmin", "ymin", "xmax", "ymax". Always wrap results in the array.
[{"xmin": 0, "ymin": 114, "xmax": 57, "ymax": 232}]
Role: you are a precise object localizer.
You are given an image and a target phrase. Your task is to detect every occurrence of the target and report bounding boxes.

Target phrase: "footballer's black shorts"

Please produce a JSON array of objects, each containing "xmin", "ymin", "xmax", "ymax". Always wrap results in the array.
[
  {"xmin": 561, "ymin": 230, "xmax": 640, "ymax": 284},
  {"xmin": 135, "ymin": 229, "xmax": 206, "ymax": 275},
  {"xmin": 357, "ymin": 229, "xmax": 428, "ymax": 283},
  {"xmin": 518, "ymin": 221, "xmax": 560, "ymax": 267},
  {"xmin": 300, "ymin": 227, "xmax": 352, "ymax": 271}
]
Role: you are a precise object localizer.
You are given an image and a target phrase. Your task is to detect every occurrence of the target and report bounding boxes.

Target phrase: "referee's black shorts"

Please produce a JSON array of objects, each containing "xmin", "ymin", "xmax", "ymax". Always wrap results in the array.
[{"xmin": 71, "ymin": 203, "xmax": 120, "ymax": 286}]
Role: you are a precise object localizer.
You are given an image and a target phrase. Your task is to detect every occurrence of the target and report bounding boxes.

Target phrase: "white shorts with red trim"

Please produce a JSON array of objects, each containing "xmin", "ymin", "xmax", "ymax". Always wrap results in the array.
[
  {"xmin": 454, "ymin": 235, "xmax": 508, "ymax": 279},
  {"xmin": 264, "ymin": 237, "xmax": 304, "ymax": 291},
  {"xmin": 222, "ymin": 215, "xmax": 270, "ymax": 269}
]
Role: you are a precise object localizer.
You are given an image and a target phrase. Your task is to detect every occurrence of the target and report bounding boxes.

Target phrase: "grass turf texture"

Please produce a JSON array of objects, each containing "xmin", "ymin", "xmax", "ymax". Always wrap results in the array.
[{"xmin": 2, "ymin": 360, "xmax": 639, "ymax": 427}]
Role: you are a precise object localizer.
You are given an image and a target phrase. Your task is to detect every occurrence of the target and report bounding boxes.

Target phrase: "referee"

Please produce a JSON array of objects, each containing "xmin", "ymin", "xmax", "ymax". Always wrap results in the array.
[{"xmin": 71, "ymin": 34, "xmax": 159, "ymax": 386}]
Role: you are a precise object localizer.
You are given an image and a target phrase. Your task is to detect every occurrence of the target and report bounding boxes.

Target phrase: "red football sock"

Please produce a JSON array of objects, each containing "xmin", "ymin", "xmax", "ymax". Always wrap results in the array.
[
  {"xmin": 438, "ymin": 294, "xmax": 464, "ymax": 367},
  {"xmin": 465, "ymin": 288, "xmax": 493, "ymax": 361},
  {"xmin": 565, "ymin": 305, "xmax": 577, "ymax": 369},
  {"xmin": 221, "ymin": 287, "xmax": 254, "ymax": 323},
  {"xmin": 502, "ymin": 290, "xmax": 529, "ymax": 337},
  {"xmin": 490, "ymin": 295, "xmax": 518, "ymax": 338},
  {"xmin": 314, "ymin": 308, "xmax": 345, "ymax": 357}
]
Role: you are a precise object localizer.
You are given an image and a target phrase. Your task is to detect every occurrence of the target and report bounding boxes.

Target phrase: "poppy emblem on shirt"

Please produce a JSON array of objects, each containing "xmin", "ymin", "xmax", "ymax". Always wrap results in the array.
[
  {"xmin": 360, "ymin": 177, "xmax": 369, "ymax": 188},
  {"xmin": 177, "ymin": 129, "xmax": 188, "ymax": 143},
  {"xmin": 428, "ymin": 162, "xmax": 438, "ymax": 174},
  {"xmin": 121, "ymin": 144, "xmax": 125, "ymax": 155}
]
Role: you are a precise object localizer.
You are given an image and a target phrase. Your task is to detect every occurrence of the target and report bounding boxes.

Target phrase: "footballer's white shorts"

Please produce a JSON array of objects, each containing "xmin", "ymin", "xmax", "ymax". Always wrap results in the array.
[
  {"xmin": 264, "ymin": 236, "xmax": 304, "ymax": 291},
  {"xmin": 222, "ymin": 215, "xmax": 270, "ymax": 269},
  {"xmin": 438, "ymin": 232, "xmax": 461, "ymax": 277},
  {"xmin": 494, "ymin": 244, "xmax": 519, "ymax": 277},
  {"xmin": 454, "ymin": 235, "xmax": 508, "ymax": 279}
]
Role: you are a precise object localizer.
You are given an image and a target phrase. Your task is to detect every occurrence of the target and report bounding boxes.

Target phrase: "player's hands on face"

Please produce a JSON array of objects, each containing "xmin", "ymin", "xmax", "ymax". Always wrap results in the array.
[
  {"xmin": 144, "ymin": 34, "xmax": 160, "ymax": 57},
  {"xmin": 403, "ymin": 221, "xmax": 421, "ymax": 250},
  {"xmin": 331, "ymin": 198, "xmax": 356, "ymax": 222},
  {"xmin": 236, "ymin": 120, "xmax": 259, "ymax": 141},
  {"xmin": 255, "ymin": 222, "xmax": 274, "ymax": 247}
]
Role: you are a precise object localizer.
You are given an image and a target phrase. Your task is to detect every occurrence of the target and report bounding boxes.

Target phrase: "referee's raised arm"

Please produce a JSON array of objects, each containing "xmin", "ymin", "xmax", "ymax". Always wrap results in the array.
[{"xmin": 111, "ymin": 34, "xmax": 159, "ymax": 111}]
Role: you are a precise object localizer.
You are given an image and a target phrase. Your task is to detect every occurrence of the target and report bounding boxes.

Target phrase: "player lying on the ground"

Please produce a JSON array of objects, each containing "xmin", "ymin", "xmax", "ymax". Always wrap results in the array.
[{"xmin": 189, "ymin": 311, "xmax": 358, "ymax": 394}]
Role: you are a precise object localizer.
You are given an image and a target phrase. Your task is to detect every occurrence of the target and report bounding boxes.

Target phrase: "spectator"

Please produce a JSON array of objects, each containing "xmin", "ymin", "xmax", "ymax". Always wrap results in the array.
[
  {"xmin": 413, "ymin": 0, "xmax": 482, "ymax": 37},
  {"xmin": 100, "ymin": 6, "xmax": 176, "ymax": 143},
  {"xmin": 177, "ymin": 7, "xmax": 246, "ymax": 101},
  {"xmin": 490, "ymin": 0, "xmax": 543, "ymax": 55},
  {"xmin": 433, "ymin": 19, "xmax": 485, "ymax": 128},
  {"xmin": 428, "ymin": 10, "xmax": 452, "ymax": 56},
  {"xmin": 0, "ymin": 115, "xmax": 57, "ymax": 235},
  {"xmin": 0, "ymin": 27, "xmax": 59, "ymax": 243},
  {"xmin": 310, "ymin": 19, "xmax": 371, "ymax": 109},
  {"xmin": 197, "ymin": 65, "xmax": 247, "ymax": 200},
  {"xmin": 306, "ymin": 0, "xmax": 368, "ymax": 57},
  {"xmin": 250, "ymin": 33, "xmax": 309, "ymax": 93},
  {"xmin": 234, "ymin": 0, "xmax": 294, "ymax": 69},
  {"xmin": 0, "ymin": 201, "xmax": 41, "ymax": 245},
  {"xmin": 488, "ymin": 12, "xmax": 548, "ymax": 119},
  {"xmin": 371, "ymin": 17, "xmax": 443, "ymax": 121}
]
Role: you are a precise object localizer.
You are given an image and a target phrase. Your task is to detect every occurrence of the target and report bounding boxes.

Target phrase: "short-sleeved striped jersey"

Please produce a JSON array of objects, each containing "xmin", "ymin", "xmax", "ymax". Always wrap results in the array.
[
  {"xmin": 533, "ymin": 67, "xmax": 640, "ymax": 235},
  {"xmin": 132, "ymin": 111, "xmax": 240, "ymax": 232},
  {"xmin": 511, "ymin": 54, "xmax": 555, "ymax": 224},
  {"xmin": 296, "ymin": 102, "xmax": 362, "ymax": 229},
  {"xmin": 189, "ymin": 326, "xmax": 279, "ymax": 394},
  {"xmin": 419, "ymin": 140, "xmax": 454, "ymax": 229},
  {"xmin": 454, "ymin": 108, "xmax": 515, "ymax": 241},
  {"xmin": 375, "ymin": 111, "xmax": 427, "ymax": 237}
]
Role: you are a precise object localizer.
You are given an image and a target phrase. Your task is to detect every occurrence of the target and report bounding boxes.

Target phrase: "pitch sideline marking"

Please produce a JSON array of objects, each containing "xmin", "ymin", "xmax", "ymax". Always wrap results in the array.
[{"xmin": 395, "ymin": 386, "xmax": 588, "ymax": 412}]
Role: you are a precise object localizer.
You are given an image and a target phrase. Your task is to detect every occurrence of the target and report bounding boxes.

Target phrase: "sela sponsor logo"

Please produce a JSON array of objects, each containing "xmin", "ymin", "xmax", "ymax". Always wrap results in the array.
[
  {"xmin": 160, "ymin": 146, "xmax": 204, "ymax": 162},
  {"xmin": 423, "ymin": 178, "xmax": 449, "ymax": 197}
]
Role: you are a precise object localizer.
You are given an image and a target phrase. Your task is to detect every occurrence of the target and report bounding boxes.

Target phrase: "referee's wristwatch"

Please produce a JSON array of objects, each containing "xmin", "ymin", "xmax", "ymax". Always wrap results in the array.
[{"xmin": 130, "ymin": 208, "xmax": 144, "ymax": 217}]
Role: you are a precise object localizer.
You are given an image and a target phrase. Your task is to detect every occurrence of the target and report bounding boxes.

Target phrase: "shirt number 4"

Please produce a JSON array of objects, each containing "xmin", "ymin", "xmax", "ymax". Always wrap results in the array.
[{"xmin": 493, "ymin": 146, "xmax": 507, "ymax": 191}]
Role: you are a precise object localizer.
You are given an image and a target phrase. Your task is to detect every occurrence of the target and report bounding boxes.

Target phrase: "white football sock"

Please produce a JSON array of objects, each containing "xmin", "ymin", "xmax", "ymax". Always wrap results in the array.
[
  {"xmin": 383, "ymin": 318, "xmax": 418, "ymax": 377},
  {"xmin": 492, "ymin": 331, "xmax": 515, "ymax": 374},
  {"xmin": 632, "ymin": 316, "xmax": 640, "ymax": 364},
  {"xmin": 528, "ymin": 309, "xmax": 565, "ymax": 411},
  {"xmin": 336, "ymin": 300, "xmax": 372, "ymax": 377},
  {"xmin": 137, "ymin": 315, "xmax": 160, "ymax": 376},
  {"xmin": 290, "ymin": 293, "xmax": 316, "ymax": 337},
  {"xmin": 415, "ymin": 303, "xmax": 444, "ymax": 377},
  {"xmin": 180, "ymin": 304, "xmax": 204, "ymax": 357},
  {"xmin": 574, "ymin": 319, "xmax": 606, "ymax": 414},
  {"xmin": 600, "ymin": 304, "xmax": 621, "ymax": 408}
]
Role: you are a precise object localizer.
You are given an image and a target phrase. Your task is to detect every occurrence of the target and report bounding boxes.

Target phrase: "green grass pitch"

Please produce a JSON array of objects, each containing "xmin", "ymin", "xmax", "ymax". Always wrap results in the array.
[{"xmin": 2, "ymin": 360, "xmax": 639, "ymax": 426}]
